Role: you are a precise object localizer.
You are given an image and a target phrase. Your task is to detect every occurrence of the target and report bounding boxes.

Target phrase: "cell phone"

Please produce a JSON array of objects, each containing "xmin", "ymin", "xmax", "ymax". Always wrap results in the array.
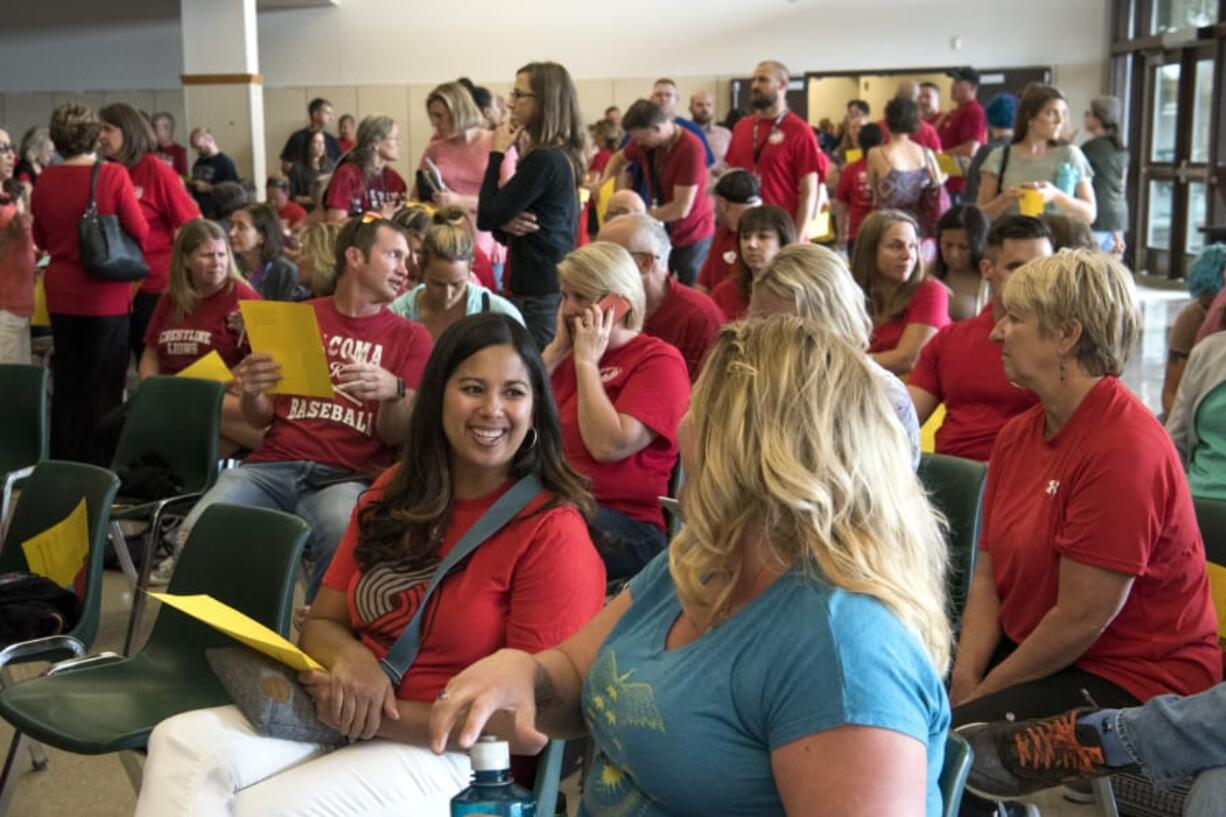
[{"xmin": 597, "ymin": 294, "xmax": 631, "ymax": 323}]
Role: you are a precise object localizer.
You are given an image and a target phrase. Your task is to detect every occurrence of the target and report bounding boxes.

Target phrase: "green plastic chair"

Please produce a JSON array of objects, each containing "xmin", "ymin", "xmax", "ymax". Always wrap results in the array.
[
  {"xmin": 0, "ymin": 503, "xmax": 308, "ymax": 800},
  {"xmin": 0, "ymin": 365, "xmax": 50, "ymax": 542},
  {"xmin": 532, "ymin": 738, "xmax": 566, "ymax": 815},
  {"xmin": 108, "ymin": 375, "xmax": 225, "ymax": 654},
  {"xmin": 939, "ymin": 732, "xmax": 973, "ymax": 817},
  {"xmin": 917, "ymin": 453, "xmax": 988, "ymax": 630},
  {"xmin": 1196, "ymin": 496, "xmax": 1226, "ymax": 565}
]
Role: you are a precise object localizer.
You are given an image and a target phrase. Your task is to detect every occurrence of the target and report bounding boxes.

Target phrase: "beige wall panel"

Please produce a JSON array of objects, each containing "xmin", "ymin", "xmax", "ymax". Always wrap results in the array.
[
  {"xmin": 405, "ymin": 84, "xmax": 434, "ymax": 184},
  {"xmin": 1, "ymin": 94, "xmax": 56, "ymax": 143},
  {"xmin": 186, "ymin": 85, "xmax": 254, "ymax": 179},
  {"xmin": 612, "ymin": 78, "xmax": 654, "ymax": 115},
  {"xmin": 715, "ymin": 78, "xmax": 733, "ymax": 120},
  {"xmin": 265, "ymin": 87, "xmax": 308, "ymax": 174},
  {"xmin": 672, "ymin": 77, "xmax": 718, "ymax": 119},
  {"xmin": 53, "ymin": 92, "xmax": 106, "ymax": 113},
  {"xmin": 808, "ymin": 77, "xmax": 860, "ymax": 129},
  {"xmin": 103, "ymin": 90, "xmax": 156, "ymax": 117},
  {"xmin": 309, "ymin": 86, "xmax": 358, "ymax": 123},
  {"xmin": 356, "ymin": 84, "xmax": 411, "ymax": 182},
  {"xmin": 1053, "ymin": 62, "xmax": 1105, "ymax": 140},
  {"xmin": 574, "ymin": 79, "xmax": 614, "ymax": 126}
]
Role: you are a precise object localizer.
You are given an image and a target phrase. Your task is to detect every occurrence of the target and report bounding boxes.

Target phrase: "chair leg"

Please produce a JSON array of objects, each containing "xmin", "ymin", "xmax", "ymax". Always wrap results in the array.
[
  {"xmin": 1092, "ymin": 776, "xmax": 1120, "ymax": 817},
  {"xmin": 121, "ymin": 509, "xmax": 167, "ymax": 657},
  {"xmin": 24, "ymin": 741, "xmax": 46, "ymax": 772},
  {"xmin": 0, "ymin": 731, "xmax": 28, "ymax": 816},
  {"xmin": 119, "ymin": 751, "xmax": 143, "ymax": 792},
  {"xmin": 109, "ymin": 521, "xmax": 139, "ymax": 589},
  {"xmin": 0, "ymin": 466, "xmax": 33, "ymax": 547}
]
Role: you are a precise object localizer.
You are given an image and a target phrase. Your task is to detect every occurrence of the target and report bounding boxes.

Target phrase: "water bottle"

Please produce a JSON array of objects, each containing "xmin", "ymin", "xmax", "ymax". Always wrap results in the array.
[
  {"xmin": 1054, "ymin": 162, "xmax": 1079, "ymax": 197},
  {"xmin": 450, "ymin": 737, "xmax": 536, "ymax": 817}
]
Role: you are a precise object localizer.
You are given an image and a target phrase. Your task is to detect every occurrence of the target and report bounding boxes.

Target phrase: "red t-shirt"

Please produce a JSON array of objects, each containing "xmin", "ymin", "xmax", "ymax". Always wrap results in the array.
[
  {"xmin": 279, "ymin": 201, "xmax": 308, "ymax": 228},
  {"xmin": 726, "ymin": 111, "xmax": 826, "ymax": 217},
  {"xmin": 982, "ymin": 377, "xmax": 1221, "ymax": 701},
  {"xmin": 322, "ymin": 468, "xmax": 606, "ymax": 702},
  {"xmin": 939, "ymin": 101, "xmax": 987, "ymax": 195},
  {"xmin": 908, "ymin": 305, "xmax": 1038, "ymax": 461},
  {"xmin": 324, "ymin": 163, "xmax": 408, "ymax": 217},
  {"xmin": 129, "ymin": 153, "xmax": 202, "ymax": 294},
  {"xmin": 246, "ymin": 298, "xmax": 433, "ymax": 474},
  {"xmin": 642, "ymin": 277, "xmax": 724, "ymax": 382},
  {"xmin": 155, "ymin": 143, "xmax": 189, "ymax": 178},
  {"xmin": 472, "ymin": 246, "xmax": 497, "ymax": 292},
  {"xmin": 624, "ymin": 129, "xmax": 714, "ymax": 248},
  {"xmin": 696, "ymin": 225, "xmax": 740, "ymax": 292},
  {"xmin": 867, "ymin": 278, "xmax": 950, "ymax": 353},
  {"xmin": 881, "ymin": 119, "xmax": 943, "ymax": 152},
  {"xmin": 551, "ymin": 334, "xmax": 689, "ymax": 529},
  {"xmin": 711, "ymin": 275, "xmax": 749, "ymax": 322},
  {"xmin": 589, "ymin": 148, "xmax": 613, "ymax": 174},
  {"xmin": 834, "ymin": 157, "xmax": 873, "ymax": 240},
  {"xmin": 31, "ymin": 163, "xmax": 150, "ymax": 317},
  {"xmin": 142, "ymin": 280, "xmax": 262, "ymax": 375},
  {"xmin": 337, "ymin": 137, "xmax": 356, "ymax": 155},
  {"xmin": 0, "ymin": 201, "xmax": 36, "ymax": 316}
]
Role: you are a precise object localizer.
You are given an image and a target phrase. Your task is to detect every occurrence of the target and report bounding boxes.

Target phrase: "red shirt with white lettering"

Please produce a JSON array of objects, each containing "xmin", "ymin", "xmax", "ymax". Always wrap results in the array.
[
  {"xmin": 908, "ymin": 305, "xmax": 1038, "ymax": 461},
  {"xmin": 982, "ymin": 377, "xmax": 1221, "ymax": 701},
  {"xmin": 834, "ymin": 157, "xmax": 873, "ymax": 241},
  {"xmin": 142, "ymin": 280, "xmax": 262, "ymax": 375},
  {"xmin": 323, "ymin": 468, "xmax": 606, "ymax": 702},
  {"xmin": 246, "ymin": 298, "xmax": 432, "ymax": 474},
  {"xmin": 868, "ymin": 278, "xmax": 950, "ymax": 353},
  {"xmin": 711, "ymin": 275, "xmax": 749, "ymax": 322},
  {"xmin": 623, "ymin": 129, "xmax": 714, "ymax": 248},
  {"xmin": 324, "ymin": 163, "xmax": 408, "ymax": 217},
  {"xmin": 696, "ymin": 225, "xmax": 740, "ymax": 292},
  {"xmin": 128, "ymin": 153, "xmax": 202, "ymax": 294},
  {"xmin": 726, "ymin": 111, "xmax": 826, "ymax": 218},
  {"xmin": 939, "ymin": 101, "xmax": 987, "ymax": 195},
  {"xmin": 643, "ymin": 278, "xmax": 723, "ymax": 382},
  {"xmin": 551, "ymin": 334, "xmax": 689, "ymax": 529}
]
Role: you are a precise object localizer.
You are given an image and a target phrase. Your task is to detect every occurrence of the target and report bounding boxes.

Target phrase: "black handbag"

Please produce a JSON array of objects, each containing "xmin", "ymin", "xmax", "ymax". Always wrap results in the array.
[{"xmin": 78, "ymin": 162, "xmax": 149, "ymax": 282}]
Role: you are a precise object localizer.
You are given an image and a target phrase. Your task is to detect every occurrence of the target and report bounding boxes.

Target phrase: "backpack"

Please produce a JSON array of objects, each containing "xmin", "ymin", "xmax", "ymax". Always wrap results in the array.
[{"xmin": 0, "ymin": 571, "xmax": 80, "ymax": 645}]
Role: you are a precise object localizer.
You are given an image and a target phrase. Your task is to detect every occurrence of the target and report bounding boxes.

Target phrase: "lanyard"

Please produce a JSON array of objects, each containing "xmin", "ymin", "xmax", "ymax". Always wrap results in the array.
[{"xmin": 751, "ymin": 112, "xmax": 787, "ymax": 169}]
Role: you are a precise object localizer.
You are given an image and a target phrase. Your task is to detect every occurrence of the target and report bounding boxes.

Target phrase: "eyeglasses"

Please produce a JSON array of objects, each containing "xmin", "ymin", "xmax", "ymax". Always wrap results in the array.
[
  {"xmin": 0, "ymin": 144, "xmax": 13, "ymax": 154},
  {"xmin": 509, "ymin": 90, "xmax": 535, "ymax": 101}
]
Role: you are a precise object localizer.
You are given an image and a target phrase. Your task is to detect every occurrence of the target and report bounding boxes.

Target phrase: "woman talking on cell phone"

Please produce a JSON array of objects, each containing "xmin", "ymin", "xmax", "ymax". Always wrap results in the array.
[{"xmin": 542, "ymin": 242, "xmax": 690, "ymax": 582}]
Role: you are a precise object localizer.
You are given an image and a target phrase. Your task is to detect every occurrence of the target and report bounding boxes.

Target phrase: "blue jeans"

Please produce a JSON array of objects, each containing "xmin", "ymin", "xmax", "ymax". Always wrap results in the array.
[
  {"xmin": 1109, "ymin": 682, "xmax": 1226, "ymax": 814},
  {"xmin": 593, "ymin": 505, "xmax": 666, "ymax": 581},
  {"xmin": 667, "ymin": 235, "xmax": 713, "ymax": 287},
  {"xmin": 178, "ymin": 461, "xmax": 368, "ymax": 601}
]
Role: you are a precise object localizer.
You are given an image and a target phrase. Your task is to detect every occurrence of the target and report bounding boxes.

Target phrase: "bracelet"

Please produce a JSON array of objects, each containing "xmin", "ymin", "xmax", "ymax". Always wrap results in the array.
[{"xmin": 396, "ymin": 377, "xmax": 406, "ymax": 399}]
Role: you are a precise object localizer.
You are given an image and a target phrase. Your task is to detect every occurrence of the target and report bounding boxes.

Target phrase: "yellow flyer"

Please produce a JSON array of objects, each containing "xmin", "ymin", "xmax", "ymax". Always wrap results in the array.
[
  {"xmin": 176, "ymin": 350, "xmax": 233, "ymax": 383},
  {"xmin": 238, "ymin": 300, "xmax": 334, "ymax": 399},
  {"xmin": 936, "ymin": 152, "xmax": 964, "ymax": 178},
  {"xmin": 149, "ymin": 592, "xmax": 323, "ymax": 671},
  {"xmin": 22, "ymin": 498, "xmax": 89, "ymax": 589}
]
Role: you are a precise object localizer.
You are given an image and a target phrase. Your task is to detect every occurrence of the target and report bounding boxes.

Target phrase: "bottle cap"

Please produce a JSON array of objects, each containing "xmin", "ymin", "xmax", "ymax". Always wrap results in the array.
[{"xmin": 470, "ymin": 736, "xmax": 510, "ymax": 771}]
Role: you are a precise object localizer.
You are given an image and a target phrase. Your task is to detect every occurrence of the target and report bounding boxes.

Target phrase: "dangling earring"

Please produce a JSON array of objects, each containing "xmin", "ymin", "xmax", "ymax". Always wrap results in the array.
[{"xmin": 521, "ymin": 428, "xmax": 538, "ymax": 451}]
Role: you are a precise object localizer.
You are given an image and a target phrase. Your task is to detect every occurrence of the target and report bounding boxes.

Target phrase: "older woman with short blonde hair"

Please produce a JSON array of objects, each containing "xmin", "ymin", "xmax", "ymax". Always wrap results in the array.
[
  {"xmin": 750, "ymin": 243, "xmax": 919, "ymax": 467},
  {"xmin": 431, "ymin": 315, "xmax": 954, "ymax": 816},
  {"xmin": 950, "ymin": 249, "xmax": 1221, "ymax": 816},
  {"xmin": 543, "ymin": 241, "xmax": 689, "ymax": 579}
]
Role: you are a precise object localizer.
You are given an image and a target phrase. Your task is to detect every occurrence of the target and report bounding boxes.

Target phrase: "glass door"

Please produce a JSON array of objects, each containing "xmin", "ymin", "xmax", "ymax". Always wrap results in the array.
[{"xmin": 1136, "ymin": 45, "xmax": 1215, "ymax": 278}]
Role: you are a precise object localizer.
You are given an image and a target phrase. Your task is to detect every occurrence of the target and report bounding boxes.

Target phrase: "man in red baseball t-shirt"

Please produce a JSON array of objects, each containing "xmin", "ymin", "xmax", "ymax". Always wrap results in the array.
[
  {"xmin": 162, "ymin": 217, "xmax": 433, "ymax": 599},
  {"xmin": 726, "ymin": 60, "xmax": 826, "ymax": 240},
  {"xmin": 602, "ymin": 99, "xmax": 715, "ymax": 286},
  {"xmin": 600, "ymin": 213, "xmax": 723, "ymax": 382}
]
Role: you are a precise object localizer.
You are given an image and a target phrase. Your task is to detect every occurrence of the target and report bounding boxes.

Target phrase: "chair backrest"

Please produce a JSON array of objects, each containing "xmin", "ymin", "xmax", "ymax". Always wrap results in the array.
[
  {"xmin": 917, "ymin": 453, "xmax": 988, "ymax": 630},
  {"xmin": 139, "ymin": 503, "xmax": 309, "ymax": 671},
  {"xmin": 111, "ymin": 376, "xmax": 225, "ymax": 494},
  {"xmin": 939, "ymin": 732, "xmax": 974, "ymax": 817},
  {"xmin": 1196, "ymin": 496, "xmax": 1226, "ymax": 566},
  {"xmin": 0, "ymin": 364, "xmax": 49, "ymax": 475},
  {"xmin": 533, "ymin": 738, "xmax": 566, "ymax": 815},
  {"xmin": 0, "ymin": 461, "xmax": 120, "ymax": 649}
]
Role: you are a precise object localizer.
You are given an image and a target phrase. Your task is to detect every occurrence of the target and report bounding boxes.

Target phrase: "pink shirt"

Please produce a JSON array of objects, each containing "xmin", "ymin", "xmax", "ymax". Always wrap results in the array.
[{"xmin": 419, "ymin": 131, "xmax": 517, "ymax": 264}]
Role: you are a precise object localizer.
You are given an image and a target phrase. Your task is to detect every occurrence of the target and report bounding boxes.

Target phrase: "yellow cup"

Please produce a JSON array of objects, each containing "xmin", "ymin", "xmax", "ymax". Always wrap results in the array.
[{"xmin": 1018, "ymin": 188, "xmax": 1045, "ymax": 217}]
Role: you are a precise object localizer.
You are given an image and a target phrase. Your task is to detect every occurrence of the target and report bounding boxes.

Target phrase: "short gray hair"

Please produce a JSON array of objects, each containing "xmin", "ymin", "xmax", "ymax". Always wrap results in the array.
[{"xmin": 618, "ymin": 213, "xmax": 672, "ymax": 261}]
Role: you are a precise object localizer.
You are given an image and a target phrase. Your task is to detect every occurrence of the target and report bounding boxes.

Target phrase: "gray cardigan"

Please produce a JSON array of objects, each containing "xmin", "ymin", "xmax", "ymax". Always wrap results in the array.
[{"xmin": 1165, "ymin": 331, "xmax": 1226, "ymax": 463}]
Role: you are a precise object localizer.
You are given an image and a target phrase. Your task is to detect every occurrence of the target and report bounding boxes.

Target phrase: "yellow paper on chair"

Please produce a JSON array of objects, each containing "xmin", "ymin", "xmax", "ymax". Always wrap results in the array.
[
  {"xmin": 21, "ymin": 498, "xmax": 89, "ymax": 589},
  {"xmin": 238, "ymin": 300, "xmax": 334, "ymax": 399},
  {"xmin": 1206, "ymin": 562, "xmax": 1226, "ymax": 644},
  {"xmin": 32, "ymin": 277, "xmax": 49, "ymax": 327},
  {"xmin": 176, "ymin": 350, "xmax": 233, "ymax": 383},
  {"xmin": 149, "ymin": 592, "xmax": 324, "ymax": 671},
  {"xmin": 936, "ymin": 152, "xmax": 964, "ymax": 178}
]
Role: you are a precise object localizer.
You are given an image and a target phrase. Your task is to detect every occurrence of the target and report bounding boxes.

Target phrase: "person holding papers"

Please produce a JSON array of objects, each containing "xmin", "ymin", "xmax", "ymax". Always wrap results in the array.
[
  {"xmin": 136, "ymin": 313, "xmax": 605, "ymax": 817},
  {"xmin": 151, "ymin": 216, "xmax": 433, "ymax": 597},
  {"xmin": 137, "ymin": 218, "xmax": 265, "ymax": 456}
]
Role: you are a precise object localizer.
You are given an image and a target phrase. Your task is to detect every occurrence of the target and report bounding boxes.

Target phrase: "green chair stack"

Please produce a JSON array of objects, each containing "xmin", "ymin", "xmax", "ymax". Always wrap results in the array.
[
  {"xmin": 939, "ymin": 732, "xmax": 974, "ymax": 817},
  {"xmin": 917, "ymin": 453, "xmax": 988, "ymax": 631}
]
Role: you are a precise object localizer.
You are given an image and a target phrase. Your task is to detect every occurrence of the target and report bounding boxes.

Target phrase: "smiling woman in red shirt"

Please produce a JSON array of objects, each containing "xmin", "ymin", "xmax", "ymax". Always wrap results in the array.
[
  {"xmin": 32, "ymin": 103, "xmax": 149, "ymax": 465},
  {"xmin": 543, "ymin": 242, "xmax": 690, "ymax": 580},
  {"xmin": 98, "ymin": 103, "xmax": 201, "ymax": 363}
]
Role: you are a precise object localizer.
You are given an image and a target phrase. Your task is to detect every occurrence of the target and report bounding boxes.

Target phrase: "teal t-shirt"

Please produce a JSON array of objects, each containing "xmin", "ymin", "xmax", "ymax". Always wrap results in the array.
[
  {"xmin": 1190, "ymin": 381, "xmax": 1226, "ymax": 500},
  {"xmin": 387, "ymin": 283, "xmax": 524, "ymax": 325},
  {"xmin": 578, "ymin": 551, "xmax": 950, "ymax": 817}
]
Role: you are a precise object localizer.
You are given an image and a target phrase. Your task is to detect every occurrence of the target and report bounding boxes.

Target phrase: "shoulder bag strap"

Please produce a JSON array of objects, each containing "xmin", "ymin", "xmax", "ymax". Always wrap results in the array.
[
  {"xmin": 997, "ymin": 145, "xmax": 1011, "ymax": 188},
  {"xmin": 86, "ymin": 161, "xmax": 103, "ymax": 215},
  {"xmin": 378, "ymin": 473, "xmax": 545, "ymax": 686}
]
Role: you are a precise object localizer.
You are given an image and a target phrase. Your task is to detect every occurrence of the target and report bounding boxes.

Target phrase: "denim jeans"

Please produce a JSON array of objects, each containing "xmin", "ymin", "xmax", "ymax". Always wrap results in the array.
[
  {"xmin": 593, "ymin": 505, "xmax": 667, "ymax": 581},
  {"xmin": 668, "ymin": 235, "xmax": 714, "ymax": 287},
  {"xmin": 507, "ymin": 292, "xmax": 562, "ymax": 351},
  {"xmin": 1110, "ymin": 682, "xmax": 1226, "ymax": 814},
  {"xmin": 177, "ymin": 461, "xmax": 368, "ymax": 601}
]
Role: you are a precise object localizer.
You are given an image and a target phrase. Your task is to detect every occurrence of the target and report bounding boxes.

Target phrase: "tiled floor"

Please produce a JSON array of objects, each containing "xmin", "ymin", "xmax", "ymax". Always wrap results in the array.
[{"xmin": 0, "ymin": 279, "xmax": 1190, "ymax": 817}]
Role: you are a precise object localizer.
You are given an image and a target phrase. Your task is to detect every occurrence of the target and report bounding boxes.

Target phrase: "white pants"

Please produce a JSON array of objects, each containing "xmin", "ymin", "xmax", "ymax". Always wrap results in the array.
[
  {"xmin": 0, "ymin": 310, "xmax": 31, "ymax": 365},
  {"xmin": 136, "ymin": 705, "xmax": 472, "ymax": 817}
]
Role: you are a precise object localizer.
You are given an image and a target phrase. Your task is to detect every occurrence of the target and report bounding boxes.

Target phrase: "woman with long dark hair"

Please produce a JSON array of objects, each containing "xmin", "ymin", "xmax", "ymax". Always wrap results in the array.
[
  {"xmin": 98, "ymin": 102, "xmax": 201, "ymax": 360},
  {"xmin": 136, "ymin": 313, "xmax": 606, "ymax": 816},
  {"xmin": 323, "ymin": 114, "xmax": 407, "ymax": 221},
  {"xmin": 229, "ymin": 203, "xmax": 307, "ymax": 301},
  {"xmin": 288, "ymin": 130, "xmax": 335, "ymax": 210},
  {"xmin": 930, "ymin": 204, "xmax": 989, "ymax": 321},
  {"xmin": 709, "ymin": 204, "xmax": 796, "ymax": 322},
  {"xmin": 477, "ymin": 61, "xmax": 587, "ymax": 348}
]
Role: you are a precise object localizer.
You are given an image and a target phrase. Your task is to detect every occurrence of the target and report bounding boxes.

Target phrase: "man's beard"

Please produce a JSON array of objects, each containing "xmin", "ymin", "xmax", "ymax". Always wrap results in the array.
[
  {"xmin": 691, "ymin": 111, "xmax": 712, "ymax": 125},
  {"xmin": 750, "ymin": 91, "xmax": 775, "ymax": 110}
]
